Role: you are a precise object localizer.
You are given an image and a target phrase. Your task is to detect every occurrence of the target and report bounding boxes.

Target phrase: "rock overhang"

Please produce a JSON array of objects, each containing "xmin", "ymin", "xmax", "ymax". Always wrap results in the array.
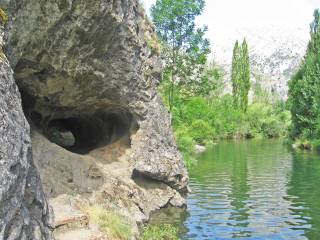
[{"xmin": 1, "ymin": 0, "xmax": 188, "ymax": 192}]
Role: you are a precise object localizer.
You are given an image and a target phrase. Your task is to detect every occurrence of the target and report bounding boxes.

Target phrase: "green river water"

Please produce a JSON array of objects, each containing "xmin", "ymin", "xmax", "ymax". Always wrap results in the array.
[{"xmin": 151, "ymin": 140, "xmax": 320, "ymax": 239}]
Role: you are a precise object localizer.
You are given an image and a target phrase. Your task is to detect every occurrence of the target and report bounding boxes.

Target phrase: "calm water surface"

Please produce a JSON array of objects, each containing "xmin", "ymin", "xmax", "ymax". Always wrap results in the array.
[{"xmin": 151, "ymin": 140, "xmax": 320, "ymax": 239}]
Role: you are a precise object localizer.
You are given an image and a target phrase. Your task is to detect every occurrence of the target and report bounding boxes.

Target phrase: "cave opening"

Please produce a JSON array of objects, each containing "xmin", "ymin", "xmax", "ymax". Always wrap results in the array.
[
  {"xmin": 46, "ymin": 112, "xmax": 135, "ymax": 154},
  {"xmin": 19, "ymin": 90, "xmax": 138, "ymax": 155}
]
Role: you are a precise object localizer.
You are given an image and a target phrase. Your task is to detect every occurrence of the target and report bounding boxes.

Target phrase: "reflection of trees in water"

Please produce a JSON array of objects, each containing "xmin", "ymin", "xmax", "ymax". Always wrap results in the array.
[
  {"xmin": 185, "ymin": 140, "xmax": 300, "ymax": 238},
  {"xmin": 244, "ymin": 140, "xmax": 295, "ymax": 237},
  {"xmin": 287, "ymin": 152, "xmax": 320, "ymax": 240},
  {"xmin": 152, "ymin": 141, "xmax": 320, "ymax": 239},
  {"xmin": 148, "ymin": 206, "xmax": 189, "ymax": 236},
  {"xmin": 228, "ymin": 145, "xmax": 250, "ymax": 238},
  {"xmin": 190, "ymin": 141, "xmax": 252, "ymax": 238}
]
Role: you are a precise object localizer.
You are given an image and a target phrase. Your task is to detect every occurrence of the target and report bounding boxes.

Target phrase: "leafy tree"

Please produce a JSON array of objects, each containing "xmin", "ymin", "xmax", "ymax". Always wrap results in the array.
[
  {"xmin": 176, "ymin": 62, "xmax": 224, "ymax": 99},
  {"xmin": 231, "ymin": 39, "xmax": 251, "ymax": 111},
  {"xmin": 151, "ymin": 0, "xmax": 210, "ymax": 110},
  {"xmin": 196, "ymin": 62, "xmax": 224, "ymax": 98},
  {"xmin": 288, "ymin": 9, "xmax": 320, "ymax": 139}
]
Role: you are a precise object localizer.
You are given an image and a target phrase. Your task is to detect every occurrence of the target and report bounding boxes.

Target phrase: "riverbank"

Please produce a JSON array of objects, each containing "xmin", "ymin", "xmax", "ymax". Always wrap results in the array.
[
  {"xmin": 292, "ymin": 139, "xmax": 320, "ymax": 152},
  {"xmin": 167, "ymin": 94, "xmax": 291, "ymax": 168}
]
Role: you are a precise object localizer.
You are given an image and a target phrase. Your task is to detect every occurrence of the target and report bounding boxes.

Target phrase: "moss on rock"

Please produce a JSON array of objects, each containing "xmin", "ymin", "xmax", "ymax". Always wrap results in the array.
[{"xmin": 0, "ymin": 8, "xmax": 8, "ymax": 25}]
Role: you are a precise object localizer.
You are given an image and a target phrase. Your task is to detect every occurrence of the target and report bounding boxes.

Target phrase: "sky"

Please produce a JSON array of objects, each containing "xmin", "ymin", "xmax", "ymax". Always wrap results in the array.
[
  {"xmin": 141, "ymin": 0, "xmax": 319, "ymax": 50},
  {"xmin": 141, "ymin": 0, "xmax": 319, "ymax": 28}
]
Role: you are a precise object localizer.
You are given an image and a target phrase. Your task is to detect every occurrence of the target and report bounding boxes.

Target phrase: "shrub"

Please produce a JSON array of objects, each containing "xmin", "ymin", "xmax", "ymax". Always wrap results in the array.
[
  {"xmin": 183, "ymin": 97, "xmax": 211, "ymax": 123},
  {"xmin": 141, "ymin": 224, "xmax": 179, "ymax": 240},
  {"xmin": 189, "ymin": 119, "xmax": 213, "ymax": 144},
  {"xmin": 174, "ymin": 127, "xmax": 197, "ymax": 168},
  {"xmin": 261, "ymin": 117, "xmax": 282, "ymax": 138},
  {"xmin": 87, "ymin": 206, "xmax": 132, "ymax": 240},
  {"xmin": 176, "ymin": 134, "xmax": 195, "ymax": 155}
]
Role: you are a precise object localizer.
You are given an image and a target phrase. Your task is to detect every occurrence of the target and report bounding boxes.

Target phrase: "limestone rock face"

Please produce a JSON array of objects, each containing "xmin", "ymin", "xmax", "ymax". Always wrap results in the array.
[
  {"xmin": 1, "ymin": 0, "xmax": 188, "ymax": 192},
  {"xmin": 0, "ymin": 26, "xmax": 53, "ymax": 239}
]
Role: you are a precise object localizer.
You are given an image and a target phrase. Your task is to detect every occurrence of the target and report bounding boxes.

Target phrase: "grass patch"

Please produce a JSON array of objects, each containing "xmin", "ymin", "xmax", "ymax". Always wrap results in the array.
[
  {"xmin": 86, "ymin": 206, "xmax": 132, "ymax": 240},
  {"xmin": 141, "ymin": 224, "xmax": 179, "ymax": 240}
]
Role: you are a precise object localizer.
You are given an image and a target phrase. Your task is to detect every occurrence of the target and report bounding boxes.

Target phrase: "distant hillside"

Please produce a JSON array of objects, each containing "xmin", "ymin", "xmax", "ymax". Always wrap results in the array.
[{"xmin": 213, "ymin": 25, "xmax": 310, "ymax": 99}]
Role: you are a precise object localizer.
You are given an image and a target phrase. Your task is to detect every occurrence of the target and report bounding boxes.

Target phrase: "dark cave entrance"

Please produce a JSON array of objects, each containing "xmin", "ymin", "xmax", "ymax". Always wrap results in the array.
[
  {"xmin": 20, "ymin": 90, "xmax": 138, "ymax": 155},
  {"xmin": 45, "ymin": 112, "xmax": 135, "ymax": 154},
  {"xmin": 47, "ymin": 117, "xmax": 109, "ymax": 154}
]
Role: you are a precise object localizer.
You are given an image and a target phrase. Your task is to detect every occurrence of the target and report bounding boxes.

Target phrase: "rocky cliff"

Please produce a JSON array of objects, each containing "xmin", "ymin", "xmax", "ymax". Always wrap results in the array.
[
  {"xmin": 0, "ymin": 24, "xmax": 53, "ymax": 239},
  {"xmin": 0, "ymin": 0, "xmax": 188, "ymax": 238}
]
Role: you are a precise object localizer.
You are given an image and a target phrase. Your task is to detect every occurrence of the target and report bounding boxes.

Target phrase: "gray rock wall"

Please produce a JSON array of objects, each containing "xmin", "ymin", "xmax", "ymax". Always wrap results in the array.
[
  {"xmin": 0, "ymin": 25, "xmax": 53, "ymax": 239},
  {"xmin": 1, "ymin": 0, "xmax": 188, "ymax": 192}
]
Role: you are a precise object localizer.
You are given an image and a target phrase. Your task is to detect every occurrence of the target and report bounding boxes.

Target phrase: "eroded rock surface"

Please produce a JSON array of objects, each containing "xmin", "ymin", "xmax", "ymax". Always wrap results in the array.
[
  {"xmin": 0, "ymin": 25, "xmax": 53, "ymax": 239},
  {"xmin": 0, "ymin": 0, "xmax": 188, "ymax": 238},
  {"xmin": 1, "ymin": 0, "xmax": 188, "ymax": 192}
]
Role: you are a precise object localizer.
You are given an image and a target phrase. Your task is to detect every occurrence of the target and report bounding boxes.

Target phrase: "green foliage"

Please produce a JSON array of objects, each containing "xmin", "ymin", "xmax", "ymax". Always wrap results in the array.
[
  {"xmin": 232, "ymin": 41, "xmax": 241, "ymax": 107},
  {"xmin": 141, "ymin": 224, "xmax": 179, "ymax": 240},
  {"xmin": 159, "ymin": 63, "xmax": 224, "ymax": 107},
  {"xmin": 169, "ymin": 90, "xmax": 291, "ymax": 169},
  {"xmin": 288, "ymin": 9, "xmax": 320, "ymax": 140},
  {"xmin": 160, "ymin": 85, "xmax": 291, "ymax": 172},
  {"xmin": 311, "ymin": 139, "xmax": 320, "ymax": 152},
  {"xmin": 174, "ymin": 127, "xmax": 198, "ymax": 169},
  {"xmin": 241, "ymin": 40, "xmax": 251, "ymax": 110},
  {"xmin": 189, "ymin": 119, "xmax": 214, "ymax": 144},
  {"xmin": 231, "ymin": 39, "xmax": 251, "ymax": 111},
  {"xmin": 159, "ymin": 55, "xmax": 291, "ymax": 169},
  {"xmin": 151, "ymin": 0, "xmax": 210, "ymax": 109},
  {"xmin": 176, "ymin": 132, "xmax": 195, "ymax": 155},
  {"xmin": 151, "ymin": 1, "xmax": 292, "ymax": 168},
  {"xmin": 87, "ymin": 206, "xmax": 132, "ymax": 240},
  {"xmin": 185, "ymin": 62, "xmax": 225, "ymax": 97},
  {"xmin": 0, "ymin": 8, "xmax": 8, "ymax": 25}
]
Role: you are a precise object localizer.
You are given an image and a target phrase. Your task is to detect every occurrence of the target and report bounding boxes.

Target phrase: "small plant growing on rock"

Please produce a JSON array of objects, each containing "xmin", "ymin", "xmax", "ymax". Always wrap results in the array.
[
  {"xmin": 141, "ymin": 224, "xmax": 179, "ymax": 240},
  {"xmin": 87, "ymin": 206, "xmax": 132, "ymax": 240},
  {"xmin": 0, "ymin": 47, "xmax": 6, "ymax": 60},
  {"xmin": 0, "ymin": 8, "xmax": 8, "ymax": 25},
  {"xmin": 146, "ymin": 34, "xmax": 162, "ymax": 55}
]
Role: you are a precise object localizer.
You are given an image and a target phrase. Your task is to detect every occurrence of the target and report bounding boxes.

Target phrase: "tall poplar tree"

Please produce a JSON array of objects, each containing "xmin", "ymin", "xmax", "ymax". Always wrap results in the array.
[
  {"xmin": 241, "ymin": 39, "xmax": 251, "ymax": 111},
  {"xmin": 232, "ymin": 41, "xmax": 241, "ymax": 109},
  {"xmin": 231, "ymin": 39, "xmax": 251, "ymax": 111}
]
